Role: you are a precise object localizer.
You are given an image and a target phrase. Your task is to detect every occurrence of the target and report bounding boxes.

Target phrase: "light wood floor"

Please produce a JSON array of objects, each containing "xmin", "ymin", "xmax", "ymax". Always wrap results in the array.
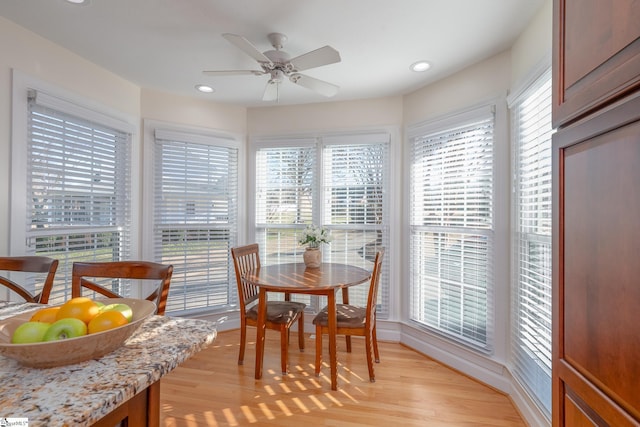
[{"xmin": 159, "ymin": 330, "xmax": 526, "ymax": 426}]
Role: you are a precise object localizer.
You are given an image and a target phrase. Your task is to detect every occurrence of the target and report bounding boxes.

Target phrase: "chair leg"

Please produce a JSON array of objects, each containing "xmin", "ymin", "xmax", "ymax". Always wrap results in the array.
[
  {"xmin": 373, "ymin": 323, "xmax": 380, "ymax": 363},
  {"xmin": 280, "ymin": 326, "xmax": 289, "ymax": 375},
  {"xmin": 345, "ymin": 335, "xmax": 352, "ymax": 353},
  {"xmin": 365, "ymin": 329, "xmax": 375, "ymax": 382},
  {"xmin": 315, "ymin": 325, "xmax": 322, "ymax": 377},
  {"xmin": 298, "ymin": 313, "xmax": 305, "ymax": 351},
  {"xmin": 238, "ymin": 323, "xmax": 246, "ymax": 365}
]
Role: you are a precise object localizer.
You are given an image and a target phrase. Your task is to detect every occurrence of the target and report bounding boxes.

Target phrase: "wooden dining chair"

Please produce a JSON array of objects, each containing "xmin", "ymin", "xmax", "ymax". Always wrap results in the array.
[
  {"xmin": 71, "ymin": 261, "xmax": 174, "ymax": 315},
  {"xmin": 0, "ymin": 256, "xmax": 59, "ymax": 304},
  {"xmin": 231, "ymin": 243, "xmax": 306, "ymax": 375},
  {"xmin": 313, "ymin": 248, "xmax": 385, "ymax": 382}
]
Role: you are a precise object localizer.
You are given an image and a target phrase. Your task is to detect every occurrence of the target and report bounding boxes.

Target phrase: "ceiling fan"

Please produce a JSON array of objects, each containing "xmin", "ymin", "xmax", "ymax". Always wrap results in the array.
[{"xmin": 203, "ymin": 33, "xmax": 341, "ymax": 102}]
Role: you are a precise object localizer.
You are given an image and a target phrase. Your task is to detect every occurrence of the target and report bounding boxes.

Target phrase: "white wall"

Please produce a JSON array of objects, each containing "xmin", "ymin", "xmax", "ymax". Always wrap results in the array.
[
  {"xmin": 141, "ymin": 88, "xmax": 246, "ymax": 133},
  {"xmin": 403, "ymin": 50, "xmax": 511, "ymax": 125},
  {"xmin": 247, "ymin": 96, "xmax": 403, "ymax": 135},
  {"xmin": 510, "ymin": 0, "xmax": 553, "ymax": 87},
  {"xmin": 0, "ymin": 16, "xmax": 140, "ymax": 255}
]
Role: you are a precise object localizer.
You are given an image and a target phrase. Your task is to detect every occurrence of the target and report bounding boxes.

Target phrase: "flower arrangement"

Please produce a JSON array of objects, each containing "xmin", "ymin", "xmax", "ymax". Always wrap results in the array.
[{"xmin": 298, "ymin": 225, "xmax": 332, "ymax": 249}]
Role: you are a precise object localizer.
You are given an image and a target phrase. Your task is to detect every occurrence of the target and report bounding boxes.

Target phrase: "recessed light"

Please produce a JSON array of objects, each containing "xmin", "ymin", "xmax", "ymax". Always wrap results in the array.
[
  {"xmin": 195, "ymin": 85, "xmax": 215, "ymax": 93},
  {"xmin": 65, "ymin": 0, "xmax": 88, "ymax": 4},
  {"xmin": 410, "ymin": 61, "xmax": 431, "ymax": 72}
]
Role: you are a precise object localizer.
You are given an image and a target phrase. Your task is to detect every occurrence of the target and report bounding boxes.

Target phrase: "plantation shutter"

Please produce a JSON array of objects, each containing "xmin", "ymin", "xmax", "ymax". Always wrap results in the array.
[
  {"xmin": 26, "ymin": 90, "xmax": 133, "ymax": 304},
  {"xmin": 153, "ymin": 129, "xmax": 238, "ymax": 315},
  {"xmin": 408, "ymin": 105, "xmax": 495, "ymax": 351},
  {"xmin": 509, "ymin": 69, "xmax": 553, "ymax": 416}
]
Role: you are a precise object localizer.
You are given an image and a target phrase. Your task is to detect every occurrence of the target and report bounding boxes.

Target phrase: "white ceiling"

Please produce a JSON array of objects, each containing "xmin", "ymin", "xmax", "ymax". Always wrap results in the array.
[{"xmin": 0, "ymin": 0, "xmax": 544, "ymax": 107}]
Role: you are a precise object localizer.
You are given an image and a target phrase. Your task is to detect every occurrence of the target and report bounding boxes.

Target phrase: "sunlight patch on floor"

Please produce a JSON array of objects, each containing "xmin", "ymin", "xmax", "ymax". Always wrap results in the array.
[
  {"xmin": 308, "ymin": 395, "xmax": 327, "ymax": 410},
  {"xmin": 203, "ymin": 410, "xmax": 218, "ymax": 426},
  {"xmin": 222, "ymin": 408, "xmax": 239, "ymax": 426},
  {"xmin": 239, "ymin": 405, "xmax": 257, "ymax": 423},
  {"xmin": 275, "ymin": 399, "xmax": 293, "ymax": 416},
  {"xmin": 291, "ymin": 397, "xmax": 311, "ymax": 413},
  {"xmin": 257, "ymin": 402, "xmax": 275, "ymax": 420},
  {"xmin": 262, "ymin": 385, "xmax": 276, "ymax": 396}
]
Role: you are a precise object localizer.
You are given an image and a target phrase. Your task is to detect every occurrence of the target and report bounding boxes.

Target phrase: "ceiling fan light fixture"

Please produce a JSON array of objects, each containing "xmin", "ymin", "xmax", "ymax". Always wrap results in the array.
[
  {"xmin": 208, "ymin": 32, "xmax": 342, "ymax": 101},
  {"xmin": 410, "ymin": 61, "xmax": 431, "ymax": 72},
  {"xmin": 195, "ymin": 84, "xmax": 215, "ymax": 93}
]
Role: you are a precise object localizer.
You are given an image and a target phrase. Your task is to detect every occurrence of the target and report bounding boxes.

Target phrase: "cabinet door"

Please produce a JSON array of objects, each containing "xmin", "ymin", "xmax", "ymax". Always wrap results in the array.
[
  {"xmin": 553, "ymin": 0, "xmax": 640, "ymax": 127},
  {"xmin": 553, "ymin": 94, "xmax": 640, "ymax": 427}
]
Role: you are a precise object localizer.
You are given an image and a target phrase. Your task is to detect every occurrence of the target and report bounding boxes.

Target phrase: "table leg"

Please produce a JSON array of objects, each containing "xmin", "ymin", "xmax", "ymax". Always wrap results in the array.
[
  {"xmin": 255, "ymin": 288, "xmax": 267, "ymax": 380},
  {"xmin": 328, "ymin": 289, "xmax": 338, "ymax": 390},
  {"xmin": 342, "ymin": 287, "xmax": 352, "ymax": 352}
]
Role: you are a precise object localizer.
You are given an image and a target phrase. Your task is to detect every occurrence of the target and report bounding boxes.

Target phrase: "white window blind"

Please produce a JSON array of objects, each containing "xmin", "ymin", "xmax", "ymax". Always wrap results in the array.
[
  {"xmin": 255, "ymin": 142, "xmax": 317, "ymax": 266},
  {"xmin": 153, "ymin": 129, "xmax": 238, "ymax": 315},
  {"xmin": 25, "ymin": 91, "xmax": 133, "ymax": 304},
  {"xmin": 509, "ymin": 69, "xmax": 553, "ymax": 416},
  {"xmin": 408, "ymin": 106, "xmax": 495, "ymax": 351},
  {"xmin": 322, "ymin": 138, "xmax": 390, "ymax": 311},
  {"xmin": 253, "ymin": 133, "xmax": 390, "ymax": 315}
]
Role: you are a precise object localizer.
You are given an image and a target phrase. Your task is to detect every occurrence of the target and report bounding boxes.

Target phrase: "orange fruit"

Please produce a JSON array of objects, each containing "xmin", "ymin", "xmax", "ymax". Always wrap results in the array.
[
  {"xmin": 88, "ymin": 310, "xmax": 128, "ymax": 334},
  {"xmin": 56, "ymin": 297, "xmax": 100, "ymax": 324},
  {"xmin": 30, "ymin": 306, "xmax": 61, "ymax": 323}
]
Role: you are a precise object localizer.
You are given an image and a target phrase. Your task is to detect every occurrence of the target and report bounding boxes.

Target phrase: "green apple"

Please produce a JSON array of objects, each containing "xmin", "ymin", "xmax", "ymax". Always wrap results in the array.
[
  {"xmin": 100, "ymin": 303, "xmax": 133, "ymax": 322},
  {"xmin": 11, "ymin": 321, "xmax": 51, "ymax": 343},
  {"xmin": 42, "ymin": 318, "xmax": 87, "ymax": 341},
  {"xmin": 94, "ymin": 301, "xmax": 105, "ymax": 309}
]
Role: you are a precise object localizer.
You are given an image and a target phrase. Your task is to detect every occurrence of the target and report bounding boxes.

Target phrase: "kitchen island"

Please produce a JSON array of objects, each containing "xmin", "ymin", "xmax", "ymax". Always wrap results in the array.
[{"xmin": 0, "ymin": 301, "xmax": 217, "ymax": 426}]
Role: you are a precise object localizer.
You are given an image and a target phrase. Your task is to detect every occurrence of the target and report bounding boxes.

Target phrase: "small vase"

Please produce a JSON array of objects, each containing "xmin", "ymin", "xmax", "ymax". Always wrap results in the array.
[{"xmin": 303, "ymin": 247, "xmax": 322, "ymax": 268}]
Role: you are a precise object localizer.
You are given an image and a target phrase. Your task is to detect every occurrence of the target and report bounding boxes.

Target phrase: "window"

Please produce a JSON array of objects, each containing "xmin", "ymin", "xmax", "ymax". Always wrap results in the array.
[
  {"xmin": 151, "ymin": 127, "xmax": 239, "ymax": 315},
  {"xmin": 408, "ymin": 105, "xmax": 495, "ymax": 351},
  {"xmin": 509, "ymin": 69, "xmax": 553, "ymax": 416},
  {"xmin": 252, "ymin": 132, "xmax": 390, "ymax": 314},
  {"xmin": 16, "ymin": 89, "xmax": 133, "ymax": 304}
]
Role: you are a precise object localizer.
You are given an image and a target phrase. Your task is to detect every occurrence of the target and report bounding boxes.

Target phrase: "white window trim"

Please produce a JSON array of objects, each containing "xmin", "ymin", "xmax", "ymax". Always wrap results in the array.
[
  {"xmin": 402, "ymin": 96, "xmax": 510, "ymax": 364},
  {"xmin": 10, "ymin": 69, "xmax": 140, "ymax": 257}
]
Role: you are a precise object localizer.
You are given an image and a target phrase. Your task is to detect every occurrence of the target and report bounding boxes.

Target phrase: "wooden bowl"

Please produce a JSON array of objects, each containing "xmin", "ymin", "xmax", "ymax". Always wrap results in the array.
[{"xmin": 0, "ymin": 298, "xmax": 155, "ymax": 368}]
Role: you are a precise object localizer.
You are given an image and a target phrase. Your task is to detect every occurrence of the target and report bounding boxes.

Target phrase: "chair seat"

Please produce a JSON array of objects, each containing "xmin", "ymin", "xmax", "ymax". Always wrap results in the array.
[
  {"xmin": 246, "ymin": 301, "xmax": 306, "ymax": 324},
  {"xmin": 313, "ymin": 304, "xmax": 366, "ymax": 328}
]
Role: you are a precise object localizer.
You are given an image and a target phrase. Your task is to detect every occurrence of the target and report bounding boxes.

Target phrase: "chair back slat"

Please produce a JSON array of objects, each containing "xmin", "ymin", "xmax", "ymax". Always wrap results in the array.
[
  {"xmin": 366, "ymin": 249, "xmax": 385, "ymax": 327},
  {"xmin": 231, "ymin": 244, "xmax": 261, "ymax": 310},
  {"xmin": 0, "ymin": 256, "xmax": 59, "ymax": 303},
  {"xmin": 71, "ymin": 261, "xmax": 173, "ymax": 315}
]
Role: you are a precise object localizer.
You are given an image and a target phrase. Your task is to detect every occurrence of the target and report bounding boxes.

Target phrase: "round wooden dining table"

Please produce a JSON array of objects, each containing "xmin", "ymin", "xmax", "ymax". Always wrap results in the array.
[{"xmin": 243, "ymin": 262, "xmax": 371, "ymax": 390}]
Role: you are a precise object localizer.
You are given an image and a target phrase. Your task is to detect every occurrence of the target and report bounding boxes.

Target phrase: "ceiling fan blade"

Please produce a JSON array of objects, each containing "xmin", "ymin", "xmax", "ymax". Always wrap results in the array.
[
  {"xmin": 202, "ymin": 70, "xmax": 265, "ymax": 76},
  {"xmin": 289, "ymin": 73, "xmax": 339, "ymax": 97},
  {"xmin": 222, "ymin": 33, "xmax": 273, "ymax": 65},
  {"xmin": 263, "ymin": 81, "xmax": 279, "ymax": 102},
  {"xmin": 289, "ymin": 46, "xmax": 341, "ymax": 71}
]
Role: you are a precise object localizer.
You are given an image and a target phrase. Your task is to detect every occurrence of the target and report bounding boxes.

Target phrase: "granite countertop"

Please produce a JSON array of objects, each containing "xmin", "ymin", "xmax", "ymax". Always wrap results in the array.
[{"xmin": 0, "ymin": 301, "xmax": 217, "ymax": 426}]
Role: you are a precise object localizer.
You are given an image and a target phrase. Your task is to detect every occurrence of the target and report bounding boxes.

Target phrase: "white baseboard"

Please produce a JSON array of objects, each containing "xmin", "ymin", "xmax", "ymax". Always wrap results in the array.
[{"xmin": 507, "ymin": 372, "xmax": 551, "ymax": 427}]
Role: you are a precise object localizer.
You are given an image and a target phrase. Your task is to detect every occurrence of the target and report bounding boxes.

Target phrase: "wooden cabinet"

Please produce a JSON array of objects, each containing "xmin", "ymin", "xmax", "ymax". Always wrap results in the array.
[
  {"xmin": 552, "ymin": 0, "xmax": 640, "ymax": 128},
  {"xmin": 553, "ymin": 0, "xmax": 640, "ymax": 426}
]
